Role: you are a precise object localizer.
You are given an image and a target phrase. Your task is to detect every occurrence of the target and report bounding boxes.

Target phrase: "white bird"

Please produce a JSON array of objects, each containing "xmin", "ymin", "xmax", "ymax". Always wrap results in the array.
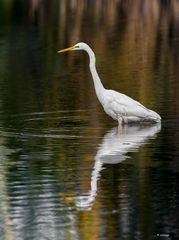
[{"xmin": 58, "ymin": 42, "xmax": 161, "ymax": 124}]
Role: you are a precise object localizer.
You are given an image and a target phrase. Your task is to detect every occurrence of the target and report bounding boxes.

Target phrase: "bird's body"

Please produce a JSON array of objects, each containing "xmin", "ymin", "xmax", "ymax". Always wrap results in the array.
[
  {"xmin": 58, "ymin": 42, "xmax": 161, "ymax": 124},
  {"xmin": 99, "ymin": 89, "xmax": 161, "ymax": 123}
]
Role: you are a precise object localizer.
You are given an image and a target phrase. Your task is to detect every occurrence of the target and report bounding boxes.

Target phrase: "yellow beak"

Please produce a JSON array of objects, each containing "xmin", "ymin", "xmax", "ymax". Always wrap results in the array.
[{"xmin": 58, "ymin": 46, "xmax": 75, "ymax": 53}]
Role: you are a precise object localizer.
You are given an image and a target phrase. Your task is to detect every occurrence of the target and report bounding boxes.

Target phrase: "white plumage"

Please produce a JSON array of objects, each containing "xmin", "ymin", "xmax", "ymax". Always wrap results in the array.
[{"xmin": 58, "ymin": 42, "xmax": 161, "ymax": 124}]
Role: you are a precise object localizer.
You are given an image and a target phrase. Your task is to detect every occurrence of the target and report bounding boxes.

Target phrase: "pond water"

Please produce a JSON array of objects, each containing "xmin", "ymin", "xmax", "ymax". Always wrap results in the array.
[{"xmin": 0, "ymin": 1, "xmax": 179, "ymax": 240}]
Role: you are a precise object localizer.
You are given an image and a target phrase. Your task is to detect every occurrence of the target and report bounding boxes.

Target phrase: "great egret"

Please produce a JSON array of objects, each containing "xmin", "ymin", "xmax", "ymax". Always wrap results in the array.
[{"xmin": 58, "ymin": 42, "xmax": 161, "ymax": 124}]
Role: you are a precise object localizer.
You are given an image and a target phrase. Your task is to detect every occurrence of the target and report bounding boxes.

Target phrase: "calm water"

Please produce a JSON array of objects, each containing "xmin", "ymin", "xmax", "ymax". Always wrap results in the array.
[{"xmin": 0, "ymin": 1, "xmax": 179, "ymax": 240}]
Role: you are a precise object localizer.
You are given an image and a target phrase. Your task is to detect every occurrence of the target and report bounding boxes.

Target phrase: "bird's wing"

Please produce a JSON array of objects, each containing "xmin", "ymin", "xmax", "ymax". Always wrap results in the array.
[{"xmin": 105, "ymin": 90, "xmax": 153, "ymax": 118}]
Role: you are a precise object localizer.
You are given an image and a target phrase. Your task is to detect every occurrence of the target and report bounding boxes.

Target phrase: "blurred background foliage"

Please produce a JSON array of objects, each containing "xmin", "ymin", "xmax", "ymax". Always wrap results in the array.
[{"xmin": 0, "ymin": 0, "xmax": 179, "ymax": 119}]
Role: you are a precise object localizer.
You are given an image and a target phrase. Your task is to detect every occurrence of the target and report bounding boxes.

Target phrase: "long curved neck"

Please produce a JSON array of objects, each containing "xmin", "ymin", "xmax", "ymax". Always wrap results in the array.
[{"xmin": 85, "ymin": 46, "xmax": 105, "ymax": 100}]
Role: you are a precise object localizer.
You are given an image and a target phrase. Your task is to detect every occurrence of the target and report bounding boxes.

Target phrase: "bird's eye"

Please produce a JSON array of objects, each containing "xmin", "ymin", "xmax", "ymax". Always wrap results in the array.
[{"xmin": 75, "ymin": 46, "xmax": 79, "ymax": 49}]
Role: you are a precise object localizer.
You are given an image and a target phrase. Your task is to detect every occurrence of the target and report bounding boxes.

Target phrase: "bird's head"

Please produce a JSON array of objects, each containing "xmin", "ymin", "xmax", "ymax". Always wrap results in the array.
[{"xmin": 58, "ymin": 42, "xmax": 88, "ymax": 53}]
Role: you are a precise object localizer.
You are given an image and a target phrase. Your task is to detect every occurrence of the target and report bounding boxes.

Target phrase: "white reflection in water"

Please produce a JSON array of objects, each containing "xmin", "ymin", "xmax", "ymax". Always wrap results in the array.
[{"xmin": 76, "ymin": 123, "xmax": 161, "ymax": 210}]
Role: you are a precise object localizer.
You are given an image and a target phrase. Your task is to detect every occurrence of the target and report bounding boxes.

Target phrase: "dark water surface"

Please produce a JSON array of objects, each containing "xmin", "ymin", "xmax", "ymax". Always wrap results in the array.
[{"xmin": 0, "ymin": 1, "xmax": 179, "ymax": 240}]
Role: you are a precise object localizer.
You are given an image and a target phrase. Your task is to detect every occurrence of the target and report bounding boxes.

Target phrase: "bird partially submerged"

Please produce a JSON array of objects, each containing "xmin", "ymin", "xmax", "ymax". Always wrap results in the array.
[{"xmin": 58, "ymin": 42, "xmax": 161, "ymax": 124}]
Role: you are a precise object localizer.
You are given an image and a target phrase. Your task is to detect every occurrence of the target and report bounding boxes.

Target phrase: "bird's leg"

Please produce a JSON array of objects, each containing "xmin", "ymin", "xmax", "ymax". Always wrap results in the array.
[
  {"xmin": 117, "ymin": 116, "xmax": 124, "ymax": 132},
  {"xmin": 117, "ymin": 115, "xmax": 123, "ymax": 125}
]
